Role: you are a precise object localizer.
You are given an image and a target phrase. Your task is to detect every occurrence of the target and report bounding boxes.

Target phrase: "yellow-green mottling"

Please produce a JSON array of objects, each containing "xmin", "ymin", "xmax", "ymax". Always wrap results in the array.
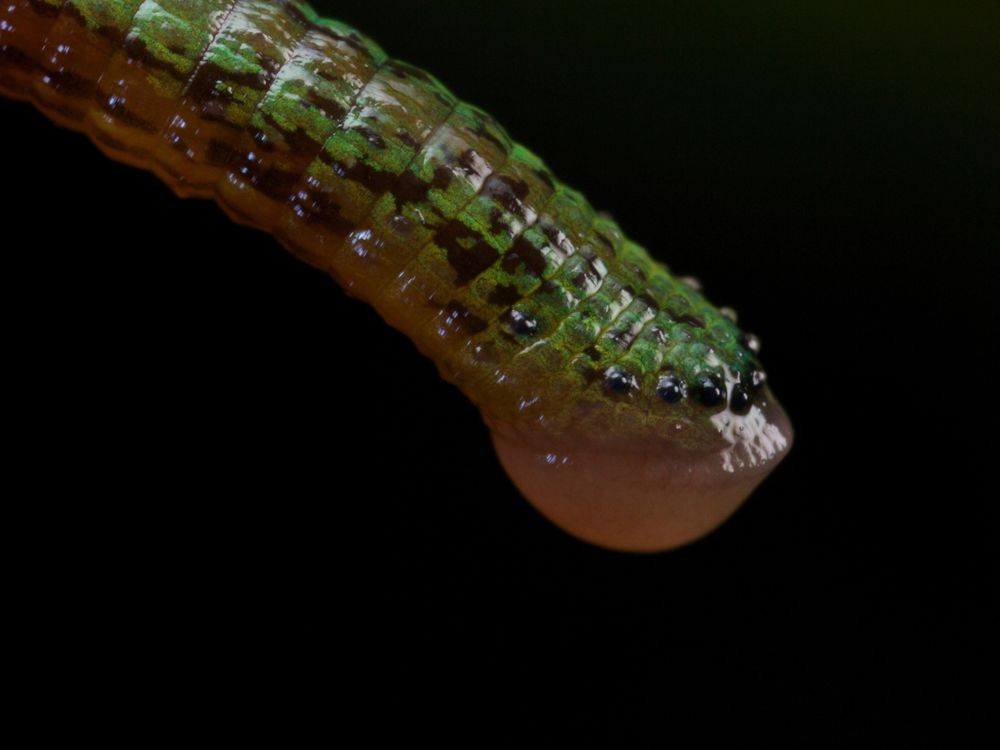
[{"xmin": 2, "ymin": 0, "xmax": 770, "ymax": 440}]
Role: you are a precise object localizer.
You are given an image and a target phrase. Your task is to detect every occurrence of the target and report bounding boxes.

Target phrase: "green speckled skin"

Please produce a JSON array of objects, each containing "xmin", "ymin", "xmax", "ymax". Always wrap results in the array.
[{"xmin": 0, "ymin": 0, "xmax": 778, "ymax": 459}]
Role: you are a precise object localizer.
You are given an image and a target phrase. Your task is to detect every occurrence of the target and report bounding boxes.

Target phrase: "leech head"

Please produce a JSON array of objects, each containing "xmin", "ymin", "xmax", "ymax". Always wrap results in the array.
[{"xmin": 481, "ymin": 299, "xmax": 794, "ymax": 553}]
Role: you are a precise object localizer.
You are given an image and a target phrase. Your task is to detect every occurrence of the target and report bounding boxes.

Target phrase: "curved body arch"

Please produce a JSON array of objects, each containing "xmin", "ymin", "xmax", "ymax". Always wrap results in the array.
[{"xmin": 0, "ymin": 0, "xmax": 793, "ymax": 550}]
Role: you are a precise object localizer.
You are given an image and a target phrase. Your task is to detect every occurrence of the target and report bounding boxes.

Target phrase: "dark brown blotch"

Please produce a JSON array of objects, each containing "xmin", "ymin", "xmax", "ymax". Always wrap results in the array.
[
  {"xmin": 443, "ymin": 301, "xmax": 488, "ymax": 336},
  {"xmin": 292, "ymin": 187, "xmax": 356, "ymax": 235},
  {"xmin": 387, "ymin": 60, "xmax": 433, "ymax": 83},
  {"xmin": 488, "ymin": 284, "xmax": 522, "ymax": 307},
  {"xmin": 206, "ymin": 138, "xmax": 241, "ymax": 167},
  {"xmin": 637, "ymin": 293, "xmax": 659, "ymax": 310},
  {"xmin": 262, "ymin": 113, "xmax": 321, "ymax": 154},
  {"xmin": 280, "ymin": 5, "xmax": 375, "ymax": 62},
  {"xmin": 391, "ymin": 170, "xmax": 432, "ymax": 206},
  {"xmin": 318, "ymin": 154, "xmax": 396, "ymax": 195},
  {"xmin": 611, "ymin": 320, "xmax": 644, "ymax": 349},
  {"xmin": 396, "ymin": 129, "xmax": 420, "ymax": 149},
  {"xmin": 500, "ymin": 236, "xmax": 548, "ymax": 278},
  {"xmin": 677, "ymin": 313, "xmax": 706, "ymax": 329},
  {"xmin": 488, "ymin": 208, "xmax": 510, "ymax": 236},
  {"xmin": 431, "ymin": 166, "xmax": 453, "ymax": 191},
  {"xmin": 58, "ymin": 3, "xmax": 122, "ymax": 44},
  {"xmin": 579, "ymin": 248, "xmax": 606, "ymax": 278},
  {"xmin": 250, "ymin": 125, "xmax": 277, "ymax": 152},
  {"xmin": 436, "ymin": 221, "xmax": 500, "ymax": 286},
  {"xmin": 100, "ymin": 95, "xmax": 158, "ymax": 132},
  {"xmin": 390, "ymin": 214, "xmax": 413, "ymax": 234},
  {"xmin": 249, "ymin": 166, "xmax": 302, "ymax": 203},
  {"xmin": 482, "ymin": 175, "xmax": 531, "ymax": 219},
  {"xmin": 0, "ymin": 45, "xmax": 35, "ymax": 72},
  {"xmin": 41, "ymin": 69, "xmax": 94, "ymax": 98},
  {"xmin": 188, "ymin": 62, "xmax": 270, "ymax": 103},
  {"xmin": 27, "ymin": 0, "xmax": 60, "ymax": 17},
  {"xmin": 457, "ymin": 149, "xmax": 484, "ymax": 177},
  {"xmin": 302, "ymin": 88, "xmax": 347, "ymax": 121},
  {"xmin": 351, "ymin": 124, "xmax": 386, "ymax": 149},
  {"xmin": 256, "ymin": 49, "xmax": 283, "ymax": 78},
  {"xmin": 468, "ymin": 120, "xmax": 508, "ymax": 153}
]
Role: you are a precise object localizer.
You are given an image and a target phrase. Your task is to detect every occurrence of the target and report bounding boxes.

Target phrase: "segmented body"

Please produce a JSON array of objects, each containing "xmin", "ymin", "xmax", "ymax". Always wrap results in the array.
[{"xmin": 0, "ymin": 0, "xmax": 768, "ymax": 447}]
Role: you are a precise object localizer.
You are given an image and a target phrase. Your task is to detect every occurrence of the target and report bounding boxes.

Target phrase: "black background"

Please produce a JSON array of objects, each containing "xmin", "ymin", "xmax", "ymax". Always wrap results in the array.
[{"xmin": 4, "ymin": 0, "xmax": 992, "ymax": 716}]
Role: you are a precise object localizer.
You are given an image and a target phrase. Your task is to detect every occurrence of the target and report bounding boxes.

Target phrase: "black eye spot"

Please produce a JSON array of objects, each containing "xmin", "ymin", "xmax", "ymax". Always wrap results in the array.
[
  {"xmin": 509, "ymin": 310, "xmax": 537, "ymax": 336},
  {"xmin": 604, "ymin": 367, "xmax": 636, "ymax": 395},
  {"xmin": 656, "ymin": 374, "xmax": 686, "ymax": 404},
  {"xmin": 694, "ymin": 373, "xmax": 726, "ymax": 408},
  {"xmin": 730, "ymin": 383, "xmax": 752, "ymax": 415}
]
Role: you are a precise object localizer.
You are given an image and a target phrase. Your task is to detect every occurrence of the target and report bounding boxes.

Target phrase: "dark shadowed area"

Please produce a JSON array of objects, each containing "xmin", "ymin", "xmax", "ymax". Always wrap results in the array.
[{"xmin": 3, "ymin": 0, "xmax": 992, "ymax": 726}]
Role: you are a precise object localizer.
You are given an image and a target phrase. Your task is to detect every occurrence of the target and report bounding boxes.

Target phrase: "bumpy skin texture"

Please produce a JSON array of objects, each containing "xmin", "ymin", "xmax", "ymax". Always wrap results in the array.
[{"xmin": 0, "ymin": 1, "xmax": 792, "ymax": 549}]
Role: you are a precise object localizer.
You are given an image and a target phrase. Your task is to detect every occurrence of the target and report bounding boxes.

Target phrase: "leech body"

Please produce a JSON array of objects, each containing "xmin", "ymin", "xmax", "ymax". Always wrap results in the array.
[{"xmin": 1, "ymin": 0, "xmax": 793, "ymax": 551}]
